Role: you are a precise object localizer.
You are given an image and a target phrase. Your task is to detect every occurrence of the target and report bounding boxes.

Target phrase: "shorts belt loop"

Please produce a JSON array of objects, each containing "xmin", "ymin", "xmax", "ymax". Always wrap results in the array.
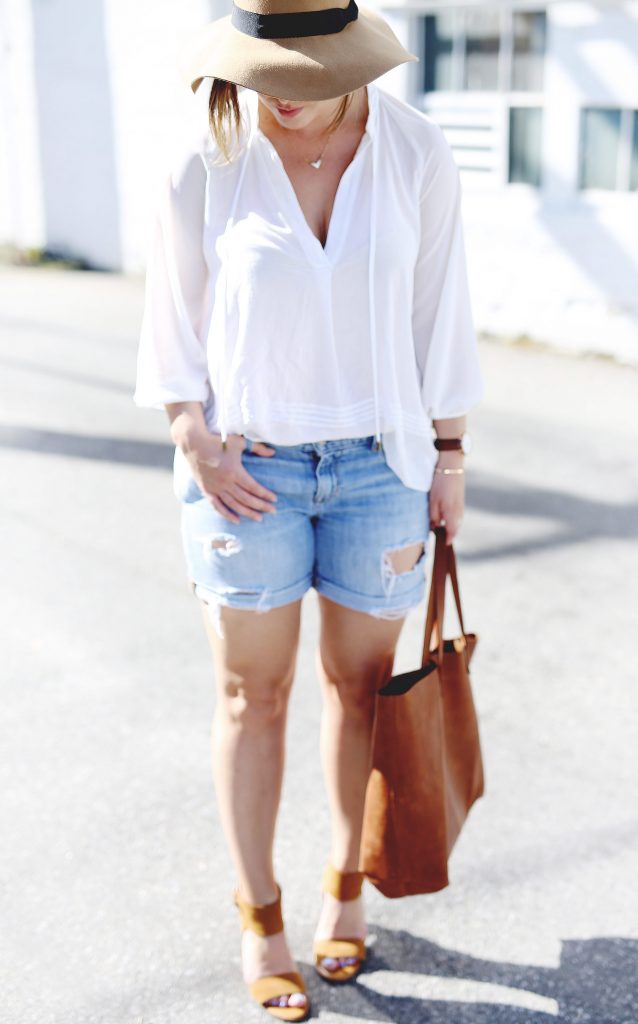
[{"xmin": 243, "ymin": 436, "xmax": 253, "ymax": 453}]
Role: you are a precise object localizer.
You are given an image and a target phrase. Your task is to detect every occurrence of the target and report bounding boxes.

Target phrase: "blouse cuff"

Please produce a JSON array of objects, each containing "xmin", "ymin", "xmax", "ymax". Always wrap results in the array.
[{"xmin": 133, "ymin": 380, "xmax": 211, "ymax": 411}]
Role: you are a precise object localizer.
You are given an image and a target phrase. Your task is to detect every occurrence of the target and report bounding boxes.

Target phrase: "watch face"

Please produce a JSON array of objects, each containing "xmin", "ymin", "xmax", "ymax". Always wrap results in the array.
[{"xmin": 461, "ymin": 432, "xmax": 472, "ymax": 454}]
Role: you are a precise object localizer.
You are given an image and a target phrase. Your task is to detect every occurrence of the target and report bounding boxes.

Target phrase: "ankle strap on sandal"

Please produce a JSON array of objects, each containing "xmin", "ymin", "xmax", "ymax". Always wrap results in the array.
[
  {"xmin": 322, "ymin": 863, "xmax": 364, "ymax": 901},
  {"xmin": 233, "ymin": 883, "xmax": 283, "ymax": 936}
]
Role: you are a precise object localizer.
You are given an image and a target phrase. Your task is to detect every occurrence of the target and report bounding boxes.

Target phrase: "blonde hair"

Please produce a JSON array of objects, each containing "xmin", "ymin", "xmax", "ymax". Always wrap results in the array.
[{"xmin": 208, "ymin": 79, "xmax": 355, "ymax": 162}]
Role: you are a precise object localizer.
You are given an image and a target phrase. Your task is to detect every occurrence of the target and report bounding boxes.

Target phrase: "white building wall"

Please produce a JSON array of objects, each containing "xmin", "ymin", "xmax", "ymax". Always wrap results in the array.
[
  {"xmin": 34, "ymin": 0, "xmax": 125, "ymax": 269},
  {"xmin": 390, "ymin": 0, "xmax": 638, "ymax": 363},
  {"xmin": 0, "ymin": 0, "xmax": 45, "ymax": 250},
  {"xmin": 0, "ymin": 0, "xmax": 215, "ymax": 270},
  {"xmin": 468, "ymin": 1, "xmax": 638, "ymax": 363},
  {"xmin": 103, "ymin": 0, "xmax": 215, "ymax": 272}
]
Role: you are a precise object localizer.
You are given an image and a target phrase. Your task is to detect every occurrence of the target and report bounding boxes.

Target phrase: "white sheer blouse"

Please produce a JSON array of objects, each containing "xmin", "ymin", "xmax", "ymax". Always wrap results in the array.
[{"xmin": 133, "ymin": 82, "xmax": 484, "ymax": 492}]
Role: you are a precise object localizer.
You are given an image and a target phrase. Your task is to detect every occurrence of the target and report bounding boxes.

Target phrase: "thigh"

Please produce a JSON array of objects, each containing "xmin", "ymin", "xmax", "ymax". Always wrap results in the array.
[
  {"xmin": 201, "ymin": 598, "xmax": 303, "ymax": 695},
  {"xmin": 314, "ymin": 445, "xmax": 430, "ymax": 620},
  {"xmin": 317, "ymin": 594, "xmax": 404, "ymax": 691},
  {"xmin": 179, "ymin": 450, "xmax": 314, "ymax": 618}
]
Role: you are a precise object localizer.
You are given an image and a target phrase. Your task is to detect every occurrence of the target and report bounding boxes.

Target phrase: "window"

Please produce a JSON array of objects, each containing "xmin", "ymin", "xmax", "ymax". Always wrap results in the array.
[
  {"xmin": 580, "ymin": 108, "xmax": 638, "ymax": 191},
  {"xmin": 464, "ymin": 11, "xmax": 500, "ymax": 91},
  {"xmin": 631, "ymin": 113, "xmax": 638, "ymax": 191},
  {"xmin": 423, "ymin": 13, "xmax": 455, "ymax": 92},
  {"xmin": 509, "ymin": 107, "xmax": 543, "ymax": 186},
  {"xmin": 422, "ymin": 10, "xmax": 546, "ymax": 93},
  {"xmin": 422, "ymin": 10, "xmax": 546, "ymax": 188},
  {"xmin": 580, "ymin": 109, "xmax": 621, "ymax": 190},
  {"xmin": 512, "ymin": 12, "xmax": 546, "ymax": 91}
]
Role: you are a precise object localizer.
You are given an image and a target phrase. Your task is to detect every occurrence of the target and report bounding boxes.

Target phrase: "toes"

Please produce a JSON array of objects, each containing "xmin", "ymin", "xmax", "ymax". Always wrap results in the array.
[
  {"xmin": 320, "ymin": 955, "xmax": 360, "ymax": 972},
  {"xmin": 264, "ymin": 993, "xmax": 307, "ymax": 1008},
  {"xmin": 320, "ymin": 956, "xmax": 340, "ymax": 971},
  {"xmin": 288, "ymin": 993, "xmax": 308, "ymax": 1008}
]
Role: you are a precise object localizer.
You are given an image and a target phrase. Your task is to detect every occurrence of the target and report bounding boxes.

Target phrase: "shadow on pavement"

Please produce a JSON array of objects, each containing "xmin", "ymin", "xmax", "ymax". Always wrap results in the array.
[
  {"xmin": 465, "ymin": 472, "xmax": 638, "ymax": 561},
  {"xmin": 0, "ymin": 425, "xmax": 173, "ymax": 469},
  {"xmin": 2, "ymin": 427, "xmax": 636, "ymax": 552},
  {"xmin": 302, "ymin": 929, "xmax": 637, "ymax": 1023},
  {"xmin": 2, "ymin": 426, "xmax": 637, "ymax": 569}
]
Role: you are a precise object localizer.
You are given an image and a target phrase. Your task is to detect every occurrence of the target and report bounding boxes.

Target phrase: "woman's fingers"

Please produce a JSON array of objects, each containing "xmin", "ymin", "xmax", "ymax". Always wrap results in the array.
[
  {"xmin": 203, "ymin": 473, "xmax": 277, "ymax": 522},
  {"xmin": 436, "ymin": 518, "xmax": 462, "ymax": 544},
  {"xmin": 429, "ymin": 494, "xmax": 445, "ymax": 531},
  {"xmin": 186, "ymin": 433, "xmax": 278, "ymax": 522},
  {"xmin": 230, "ymin": 482, "xmax": 278, "ymax": 514},
  {"xmin": 219, "ymin": 490, "xmax": 264, "ymax": 522},
  {"xmin": 236, "ymin": 467, "xmax": 278, "ymax": 508},
  {"xmin": 210, "ymin": 493, "xmax": 241, "ymax": 525},
  {"xmin": 250, "ymin": 441, "xmax": 276, "ymax": 457},
  {"xmin": 429, "ymin": 478, "xmax": 464, "ymax": 543}
]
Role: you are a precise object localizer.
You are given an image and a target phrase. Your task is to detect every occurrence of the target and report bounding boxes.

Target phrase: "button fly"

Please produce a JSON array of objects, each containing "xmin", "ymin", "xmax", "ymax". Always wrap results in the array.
[{"xmin": 313, "ymin": 451, "xmax": 337, "ymax": 504}]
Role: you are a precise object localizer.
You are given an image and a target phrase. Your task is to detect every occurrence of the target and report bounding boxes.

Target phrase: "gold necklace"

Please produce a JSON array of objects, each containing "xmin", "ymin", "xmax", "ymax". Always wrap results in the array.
[
  {"xmin": 304, "ymin": 90, "xmax": 365, "ymax": 169},
  {"xmin": 259, "ymin": 94, "xmax": 358, "ymax": 171},
  {"xmin": 304, "ymin": 124, "xmax": 339, "ymax": 170}
]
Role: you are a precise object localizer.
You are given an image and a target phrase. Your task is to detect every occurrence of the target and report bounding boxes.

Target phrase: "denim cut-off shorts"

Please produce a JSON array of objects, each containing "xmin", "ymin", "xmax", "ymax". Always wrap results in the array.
[{"xmin": 178, "ymin": 436, "xmax": 430, "ymax": 631}]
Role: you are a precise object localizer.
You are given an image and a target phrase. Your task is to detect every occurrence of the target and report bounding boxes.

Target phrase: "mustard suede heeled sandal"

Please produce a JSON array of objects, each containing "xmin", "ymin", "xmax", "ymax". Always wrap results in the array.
[
  {"xmin": 313, "ymin": 864, "xmax": 367, "ymax": 984},
  {"xmin": 233, "ymin": 884, "xmax": 310, "ymax": 1022}
]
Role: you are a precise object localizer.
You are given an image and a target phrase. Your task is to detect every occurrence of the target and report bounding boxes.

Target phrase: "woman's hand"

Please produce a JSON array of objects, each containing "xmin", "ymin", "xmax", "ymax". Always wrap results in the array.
[
  {"xmin": 185, "ymin": 430, "xmax": 278, "ymax": 525},
  {"xmin": 164, "ymin": 404, "xmax": 277, "ymax": 525},
  {"xmin": 429, "ymin": 454, "xmax": 465, "ymax": 545}
]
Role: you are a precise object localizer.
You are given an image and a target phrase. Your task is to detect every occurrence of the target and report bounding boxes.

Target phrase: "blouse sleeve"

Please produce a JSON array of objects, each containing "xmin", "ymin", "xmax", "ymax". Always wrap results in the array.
[
  {"xmin": 133, "ymin": 142, "xmax": 212, "ymax": 410},
  {"xmin": 412, "ymin": 125, "xmax": 484, "ymax": 420}
]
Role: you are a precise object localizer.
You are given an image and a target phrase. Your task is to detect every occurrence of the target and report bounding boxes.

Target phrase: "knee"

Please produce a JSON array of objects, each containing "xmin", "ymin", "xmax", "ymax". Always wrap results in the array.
[
  {"xmin": 219, "ymin": 666, "xmax": 293, "ymax": 732},
  {"xmin": 319, "ymin": 651, "xmax": 394, "ymax": 720}
]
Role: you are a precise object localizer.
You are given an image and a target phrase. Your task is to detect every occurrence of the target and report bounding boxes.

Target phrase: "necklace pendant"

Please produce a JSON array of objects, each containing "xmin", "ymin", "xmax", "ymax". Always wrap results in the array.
[{"xmin": 309, "ymin": 158, "xmax": 322, "ymax": 170}]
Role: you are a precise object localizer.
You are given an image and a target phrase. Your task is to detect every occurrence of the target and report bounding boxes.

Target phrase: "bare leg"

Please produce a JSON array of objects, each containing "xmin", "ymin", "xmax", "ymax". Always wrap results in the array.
[
  {"xmin": 313, "ymin": 591, "xmax": 411, "ymax": 970},
  {"xmin": 201, "ymin": 598, "xmax": 307, "ymax": 1011},
  {"xmin": 316, "ymin": 598, "xmax": 403, "ymax": 870}
]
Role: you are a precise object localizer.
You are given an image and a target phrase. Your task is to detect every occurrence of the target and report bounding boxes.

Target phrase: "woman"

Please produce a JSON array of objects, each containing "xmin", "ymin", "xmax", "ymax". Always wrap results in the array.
[{"xmin": 134, "ymin": 0, "xmax": 483, "ymax": 1019}]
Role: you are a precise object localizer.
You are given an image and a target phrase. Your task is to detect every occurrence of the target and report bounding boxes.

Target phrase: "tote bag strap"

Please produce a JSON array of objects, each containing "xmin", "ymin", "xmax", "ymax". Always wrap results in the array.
[
  {"xmin": 447, "ymin": 543, "xmax": 467, "ymax": 637},
  {"xmin": 422, "ymin": 528, "xmax": 468, "ymax": 668},
  {"xmin": 422, "ymin": 528, "xmax": 448, "ymax": 667}
]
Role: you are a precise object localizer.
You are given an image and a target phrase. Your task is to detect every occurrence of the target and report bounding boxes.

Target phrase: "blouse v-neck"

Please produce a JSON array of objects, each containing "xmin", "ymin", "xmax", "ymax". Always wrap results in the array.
[{"xmin": 246, "ymin": 86, "xmax": 376, "ymax": 265}]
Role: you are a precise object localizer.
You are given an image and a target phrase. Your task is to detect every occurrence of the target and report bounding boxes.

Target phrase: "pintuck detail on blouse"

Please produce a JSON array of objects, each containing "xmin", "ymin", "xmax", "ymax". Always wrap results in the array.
[{"xmin": 133, "ymin": 82, "xmax": 484, "ymax": 493}]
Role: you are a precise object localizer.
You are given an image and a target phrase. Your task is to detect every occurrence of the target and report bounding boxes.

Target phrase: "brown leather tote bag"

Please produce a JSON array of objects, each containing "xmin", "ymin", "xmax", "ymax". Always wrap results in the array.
[{"xmin": 359, "ymin": 527, "xmax": 485, "ymax": 897}]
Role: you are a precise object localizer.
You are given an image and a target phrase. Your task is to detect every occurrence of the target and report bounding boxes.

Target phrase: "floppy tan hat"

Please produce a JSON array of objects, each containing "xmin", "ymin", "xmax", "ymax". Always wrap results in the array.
[{"xmin": 179, "ymin": 0, "xmax": 418, "ymax": 101}]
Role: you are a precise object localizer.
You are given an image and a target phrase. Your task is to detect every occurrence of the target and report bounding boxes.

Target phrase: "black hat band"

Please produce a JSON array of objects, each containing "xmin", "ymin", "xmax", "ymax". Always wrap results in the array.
[{"xmin": 232, "ymin": 0, "xmax": 358, "ymax": 40}]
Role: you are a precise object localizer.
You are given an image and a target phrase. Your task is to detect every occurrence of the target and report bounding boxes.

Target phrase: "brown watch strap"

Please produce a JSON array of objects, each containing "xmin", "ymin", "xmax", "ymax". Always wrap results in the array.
[{"xmin": 433, "ymin": 437, "xmax": 463, "ymax": 451}]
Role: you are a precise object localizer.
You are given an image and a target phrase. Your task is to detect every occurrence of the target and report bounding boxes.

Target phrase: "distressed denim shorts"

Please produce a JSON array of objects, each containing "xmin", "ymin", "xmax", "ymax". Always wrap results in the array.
[{"xmin": 178, "ymin": 436, "xmax": 430, "ymax": 624}]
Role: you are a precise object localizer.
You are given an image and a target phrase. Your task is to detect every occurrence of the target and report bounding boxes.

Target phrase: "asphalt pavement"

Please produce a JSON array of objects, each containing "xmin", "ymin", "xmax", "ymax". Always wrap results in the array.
[{"xmin": 1, "ymin": 265, "xmax": 637, "ymax": 1024}]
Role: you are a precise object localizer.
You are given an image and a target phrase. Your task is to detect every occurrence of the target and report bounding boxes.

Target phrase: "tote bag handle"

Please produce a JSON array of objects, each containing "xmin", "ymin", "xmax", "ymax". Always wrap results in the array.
[
  {"xmin": 377, "ymin": 527, "xmax": 468, "ymax": 697},
  {"xmin": 422, "ymin": 527, "xmax": 469, "ymax": 669}
]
